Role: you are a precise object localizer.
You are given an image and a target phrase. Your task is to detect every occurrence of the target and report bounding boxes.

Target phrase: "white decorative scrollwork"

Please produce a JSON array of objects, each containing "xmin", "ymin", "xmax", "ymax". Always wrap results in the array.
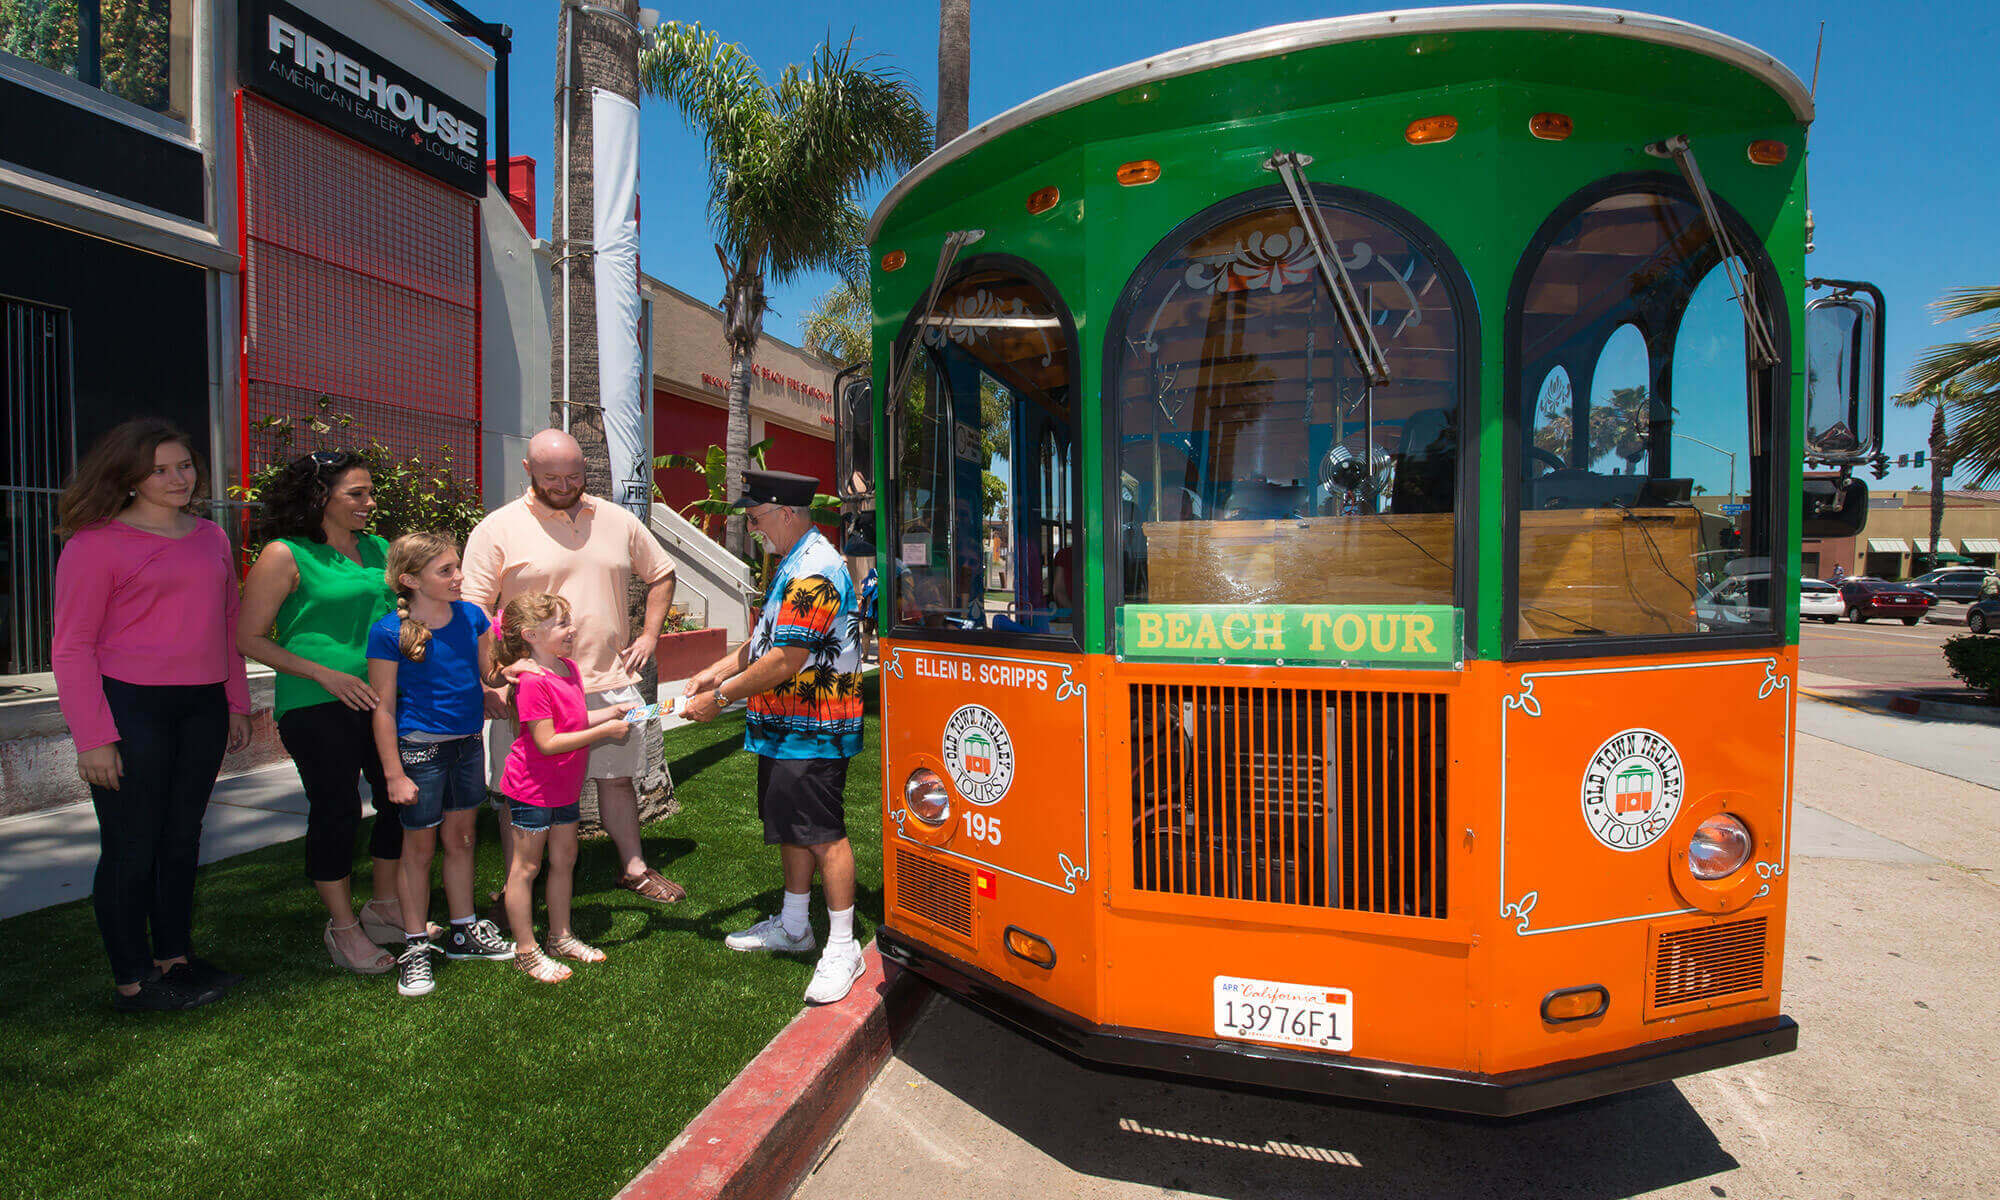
[
  {"xmin": 884, "ymin": 650, "xmax": 905, "ymax": 679},
  {"xmin": 1055, "ymin": 666, "xmax": 1086, "ymax": 703},
  {"xmin": 1503, "ymin": 678, "xmax": 1542, "ymax": 718},
  {"xmin": 1503, "ymin": 892, "xmax": 1539, "ymax": 935},
  {"xmin": 1184, "ymin": 226, "xmax": 1318, "ymax": 295},
  {"xmin": 1059, "ymin": 853, "xmax": 1087, "ymax": 891},
  {"xmin": 921, "ymin": 287, "xmax": 1055, "ymax": 366},
  {"xmin": 1758, "ymin": 661, "xmax": 1790, "ymax": 700}
]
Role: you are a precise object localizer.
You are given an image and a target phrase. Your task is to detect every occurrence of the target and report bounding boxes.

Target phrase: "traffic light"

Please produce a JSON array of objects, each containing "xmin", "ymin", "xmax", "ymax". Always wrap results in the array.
[
  {"xmin": 1914, "ymin": 450, "xmax": 1926, "ymax": 468},
  {"xmin": 1870, "ymin": 454, "xmax": 1889, "ymax": 480}
]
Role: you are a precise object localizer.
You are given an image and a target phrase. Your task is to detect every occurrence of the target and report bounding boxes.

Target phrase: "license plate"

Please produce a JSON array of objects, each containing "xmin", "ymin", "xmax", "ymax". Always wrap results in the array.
[{"xmin": 1213, "ymin": 975, "xmax": 1353, "ymax": 1051}]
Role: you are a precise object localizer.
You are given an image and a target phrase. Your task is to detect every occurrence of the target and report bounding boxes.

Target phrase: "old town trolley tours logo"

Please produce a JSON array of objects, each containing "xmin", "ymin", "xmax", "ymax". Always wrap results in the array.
[
  {"xmin": 942, "ymin": 704, "xmax": 1015, "ymax": 805},
  {"xmin": 1580, "ymin": 728, "xmax": 1685, "ymax": 850}
]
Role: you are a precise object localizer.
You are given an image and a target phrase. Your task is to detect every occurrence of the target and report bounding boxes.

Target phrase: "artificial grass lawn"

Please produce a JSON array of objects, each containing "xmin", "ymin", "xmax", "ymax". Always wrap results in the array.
[{"xmin": 0, "ymin": 681, "xmax": 884, "ymax": 1200}]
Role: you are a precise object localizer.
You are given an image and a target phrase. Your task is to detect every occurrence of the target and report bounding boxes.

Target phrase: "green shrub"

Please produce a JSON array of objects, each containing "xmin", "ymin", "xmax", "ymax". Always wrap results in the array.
[
  {"xmin": 1941, "ymin": 634, "xmax": 2000, "ymax": 703},
  {"xmin": 230, "ymin": 397, "xmax": 483, "ymax": 551}
]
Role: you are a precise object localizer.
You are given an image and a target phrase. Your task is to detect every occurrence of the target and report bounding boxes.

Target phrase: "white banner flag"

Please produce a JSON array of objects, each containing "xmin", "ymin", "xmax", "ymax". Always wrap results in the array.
[{"xmin": 591, "ymin": 87, "xmax": 647, "ymax": 519}]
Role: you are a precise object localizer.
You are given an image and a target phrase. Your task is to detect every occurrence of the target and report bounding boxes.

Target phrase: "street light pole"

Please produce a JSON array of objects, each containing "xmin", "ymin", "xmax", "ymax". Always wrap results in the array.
[{"xmin": 1672, "ymin": 432, "xmax": 1736, "ymax": 503}]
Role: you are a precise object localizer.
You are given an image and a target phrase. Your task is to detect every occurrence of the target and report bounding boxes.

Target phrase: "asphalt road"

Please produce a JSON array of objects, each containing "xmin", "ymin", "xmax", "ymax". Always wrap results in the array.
[
  {"xmin": 798, "ymin": 701, "xmax": 2000, "ymax": 1200},
  {"xmin": 1800, "ymin": 612, "xmax": 1968, "ymax": 689}
]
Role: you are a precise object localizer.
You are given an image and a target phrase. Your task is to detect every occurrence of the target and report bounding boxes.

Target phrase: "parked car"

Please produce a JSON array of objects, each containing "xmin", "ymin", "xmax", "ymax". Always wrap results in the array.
[
  {"xmin": 1836, "ymin": 578, "xmax": 1935, "ymax": 625},
  {"xmin": 1969, "ymin": 594, "xmax": 1999, "ymax": 636},
  {"xmin": 1799, "ymin": 578, "xmax": 1844, "ymax": 623},
  {"xmin": 1693, "ymin": 575, "xmax": 1767, "ymax": 631},
  {"xmin": 1907, "ymin": 567, "xmax": 1998, "ymax": 603}
]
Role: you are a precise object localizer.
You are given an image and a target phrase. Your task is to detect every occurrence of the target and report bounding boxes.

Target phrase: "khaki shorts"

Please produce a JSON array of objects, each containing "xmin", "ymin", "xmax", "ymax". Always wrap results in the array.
[{"xmin": 485, "ymin": 687, "xmax": 647, "ymax": 795}]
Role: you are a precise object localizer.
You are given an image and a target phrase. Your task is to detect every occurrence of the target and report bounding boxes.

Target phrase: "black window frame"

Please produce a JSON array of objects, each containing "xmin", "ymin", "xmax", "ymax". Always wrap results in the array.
[
  {"xmin": 883, "ymin": 252, "xmax": 1086, "ymax": 654},
  {"xmin": 1099, "ymin": 182, "xmax": 1483, "ymax": 651},
  {"xmin": 1502, "ymin": 172, "xmax": 1791, "ymax": 662}
]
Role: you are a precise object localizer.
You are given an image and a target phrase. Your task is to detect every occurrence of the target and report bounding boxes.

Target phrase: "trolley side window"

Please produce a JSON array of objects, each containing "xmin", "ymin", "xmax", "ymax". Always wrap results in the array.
[
  {"xmin": 1511, "ymin": 187, "xmax": 1779, "ymax": 645},
  {"xmin": 1111, "ymin": 196, "xmax": 1466, "ymax": 611},
  {"xmin": 888, "ymin": 264, "xmax": 1079, "ymax": 642}
]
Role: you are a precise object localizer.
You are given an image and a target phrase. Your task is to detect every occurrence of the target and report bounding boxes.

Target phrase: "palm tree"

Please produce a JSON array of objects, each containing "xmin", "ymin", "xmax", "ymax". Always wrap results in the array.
[
  {"xmin": 937, "ymin": 0, "xmax": 970, "ymax": 146},
  {"xmin": 639, "ymin": 26, "xmax": 932, "ymax": 557},
  {"xmin": 800, "ymin": 280, "xmax": 872, "ymax": 365},
  {"xmin": 1905, "ymin": 285, "xmax": 2000, "ymax": 488},
  {"xmin": 1892, "ymin": 379, "xmax": 1964, "ymax": 569}
]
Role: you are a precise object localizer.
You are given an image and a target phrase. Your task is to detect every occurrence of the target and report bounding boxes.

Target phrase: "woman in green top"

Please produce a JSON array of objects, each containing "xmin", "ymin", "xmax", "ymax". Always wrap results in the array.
[{"xmin": 239, "ymin": 451, "xmax": 415, "ymax": 973}]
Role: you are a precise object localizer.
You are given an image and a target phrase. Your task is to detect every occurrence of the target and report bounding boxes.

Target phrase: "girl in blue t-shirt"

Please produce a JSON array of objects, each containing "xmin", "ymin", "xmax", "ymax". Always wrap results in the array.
[{"xmin": 366, "ymin": 532, "xmax": 511, "ymax": 998}]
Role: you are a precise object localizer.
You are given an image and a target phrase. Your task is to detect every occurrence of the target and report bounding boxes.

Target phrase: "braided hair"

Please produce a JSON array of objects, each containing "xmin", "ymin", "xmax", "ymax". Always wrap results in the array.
[{"xmin": 383, "ymin": 531, "xmax": 457, "ymax": 663}]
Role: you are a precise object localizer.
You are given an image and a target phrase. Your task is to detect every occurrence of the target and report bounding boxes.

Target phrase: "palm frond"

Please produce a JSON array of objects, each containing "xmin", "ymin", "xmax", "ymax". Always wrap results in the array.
[
  {"xmin": 800, "ymin": 280, "xmax": 872, "ymax": 364},
  {"xmin": 1902, "ymin": 285, "xmax": 2000, "ymax": 486}
]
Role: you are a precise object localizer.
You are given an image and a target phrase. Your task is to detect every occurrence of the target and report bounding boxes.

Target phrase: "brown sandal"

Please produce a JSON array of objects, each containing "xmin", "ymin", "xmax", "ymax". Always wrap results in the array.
[
  {"xmin": 548, "ymin": 933, "xmax": 605, "ymax": 963},
  {"xmin": 617, "ymin": 869, "xmax": 686, "ymax": 903},
  {"xmin": 513, "ymin": 947, "xmax": 570, "ymax": 984}
]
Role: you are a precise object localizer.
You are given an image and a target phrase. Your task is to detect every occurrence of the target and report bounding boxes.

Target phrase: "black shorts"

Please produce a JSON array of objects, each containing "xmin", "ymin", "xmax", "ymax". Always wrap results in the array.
[{"xmin": 756, "ymin": 755, "xmax": 851, "ymax": 847}]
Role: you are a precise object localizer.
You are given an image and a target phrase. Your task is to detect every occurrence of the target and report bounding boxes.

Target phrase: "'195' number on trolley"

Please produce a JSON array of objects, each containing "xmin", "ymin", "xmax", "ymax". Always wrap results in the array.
[{"xmin": 963, "ymin": 812, "xmax": 1002, "ymax": 845}]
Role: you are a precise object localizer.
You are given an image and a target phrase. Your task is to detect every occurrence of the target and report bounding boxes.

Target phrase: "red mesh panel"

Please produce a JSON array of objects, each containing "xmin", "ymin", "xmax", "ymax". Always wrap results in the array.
[{"xmin": 240, "ymin": 94, "xmax": 480, "ymax": 481}]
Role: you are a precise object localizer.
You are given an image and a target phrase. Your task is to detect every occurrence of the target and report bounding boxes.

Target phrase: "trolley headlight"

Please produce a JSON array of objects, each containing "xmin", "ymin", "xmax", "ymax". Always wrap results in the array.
[
  {"xmin": 1688, "ymin": 813, "xmax": 1754, "ymax": 880},
  {"xmin": 904, "ymin": 768, "xmax": 950, "ymax": 825}
]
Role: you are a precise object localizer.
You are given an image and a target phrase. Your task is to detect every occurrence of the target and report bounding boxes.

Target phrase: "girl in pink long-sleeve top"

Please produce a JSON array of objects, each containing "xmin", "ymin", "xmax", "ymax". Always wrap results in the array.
[{"xmin": 52, "ymin": 419, "xmax": 253, "ymax": 1013}]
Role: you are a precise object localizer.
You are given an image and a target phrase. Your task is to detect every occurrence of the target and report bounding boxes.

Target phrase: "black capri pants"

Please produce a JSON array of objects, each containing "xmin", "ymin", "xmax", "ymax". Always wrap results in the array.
[
  {"xmin": 90, "ymin": 678, "xmax": 227, "ymax": 986},
  {"xmin": 277, "ymin": 701, "xmax": 403, "ymax": 882}
]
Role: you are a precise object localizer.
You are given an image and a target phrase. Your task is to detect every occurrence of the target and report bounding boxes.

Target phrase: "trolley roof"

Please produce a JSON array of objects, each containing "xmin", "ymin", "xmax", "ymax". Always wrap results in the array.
[{"xmin": 867, "ymin": 5, "xmax": 1812, "ymax": 241}]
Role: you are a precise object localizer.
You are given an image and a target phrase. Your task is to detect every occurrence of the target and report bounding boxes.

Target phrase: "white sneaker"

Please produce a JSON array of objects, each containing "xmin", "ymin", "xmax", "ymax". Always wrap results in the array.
[
  {"xmin": 804, "ymin": 944, "xmax": 865, "ymax": 1005},
  {"xmin": 724, "ymin": 914, "xmax": 816, "ymax": 954}
]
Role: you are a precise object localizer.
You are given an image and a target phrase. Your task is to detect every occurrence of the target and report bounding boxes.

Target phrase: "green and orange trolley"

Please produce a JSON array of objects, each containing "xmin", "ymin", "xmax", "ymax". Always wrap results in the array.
[{"xmin": 835, "ymin": 5, "xmax": 1884, "ymax": 1114}]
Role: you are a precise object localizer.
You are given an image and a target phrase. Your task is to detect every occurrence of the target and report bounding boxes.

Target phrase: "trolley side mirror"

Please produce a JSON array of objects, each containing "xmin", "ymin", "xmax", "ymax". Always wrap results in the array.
[
  {"xmin": 1804, "ymin": 280, "xmax": 1886, "ymax": 465},
  {"xmin": 833, "ymin": 361, "xmax": 873, "ymax": 502},
  {"xmin": 1802, "ymin": 473, "xmax": 1869, "ymax": 540}
]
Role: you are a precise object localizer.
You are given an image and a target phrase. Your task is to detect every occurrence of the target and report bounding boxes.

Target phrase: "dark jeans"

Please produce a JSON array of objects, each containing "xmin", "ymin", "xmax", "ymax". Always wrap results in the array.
[
  {"xmin": 394, "ymin": 733, "xmax": 484, "ymax": 831},
  {"xmin": 89, "ymin": 678, "xmax": 227, "ymax": 986},
  {"xmin": 277, "ymin": 701, "xmax": 403, "ymax": 883}
]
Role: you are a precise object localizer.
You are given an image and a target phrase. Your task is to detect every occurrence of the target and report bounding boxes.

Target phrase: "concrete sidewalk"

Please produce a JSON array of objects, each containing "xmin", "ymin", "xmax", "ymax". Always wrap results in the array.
[{"xmin": 0, "ymin": 763, "xmax": 316, "ymax": 920}]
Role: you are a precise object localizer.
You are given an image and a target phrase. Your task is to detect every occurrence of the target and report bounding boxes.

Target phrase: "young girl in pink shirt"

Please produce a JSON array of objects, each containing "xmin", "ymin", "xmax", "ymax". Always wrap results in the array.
[{"xmin": 494, "ymin": 592, "xmax": 634, "ymax": 983}]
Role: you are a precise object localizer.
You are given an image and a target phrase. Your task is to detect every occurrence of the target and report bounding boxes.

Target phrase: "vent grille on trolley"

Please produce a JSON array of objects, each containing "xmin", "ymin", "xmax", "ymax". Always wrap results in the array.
[
  {"xmin": 894, "ymin": 849, "xmax": 974, "ymax": 938},
  {"xmin": 1652, "ymin": 916, "xmax": 1769, "ymax": 1011},
  {"xmin": 1129, "ymin": 684, "xmax": 1448, "ymax": 918}
]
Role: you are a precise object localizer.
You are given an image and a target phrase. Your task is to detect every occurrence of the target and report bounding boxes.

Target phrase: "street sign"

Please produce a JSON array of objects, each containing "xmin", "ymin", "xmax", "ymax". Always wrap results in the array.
[{"xmin": 1719, "ymin": 504, "xmax": 1750, "ymax": 515}]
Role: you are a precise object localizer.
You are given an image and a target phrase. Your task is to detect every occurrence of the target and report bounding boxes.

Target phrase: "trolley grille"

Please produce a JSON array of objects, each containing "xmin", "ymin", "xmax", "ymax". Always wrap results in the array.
[
  {"xmin": 1653, "ymin": 917, "xmax": 1769, "ymax": 1010},
  {"xmin": 1130, "ymin": 684, "xmax": 1448, "ymax": 917},
  {"xmin": 894, "ymin": 849, "xmax": 974, "ymax": 937}
]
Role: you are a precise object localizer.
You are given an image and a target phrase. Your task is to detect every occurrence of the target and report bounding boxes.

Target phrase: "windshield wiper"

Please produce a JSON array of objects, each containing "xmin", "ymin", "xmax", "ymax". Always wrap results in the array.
[
  {"xmin": 1647, "ymin": 135, "xmax": 1782, "ymax": 372},
  {"xmin": 888, "ymin": 229, "xmax": 985, "ymax": 410},
  {"xmin": 1264, "ymin": 152, "xmax": 1392, "ymax": 386}
]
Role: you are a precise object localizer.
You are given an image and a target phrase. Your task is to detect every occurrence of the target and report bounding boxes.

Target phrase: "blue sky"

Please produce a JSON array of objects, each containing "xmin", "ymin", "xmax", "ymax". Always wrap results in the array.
[{"xmin": 462, "ymin": 0, "xmax": 1995, "ymax": 492}]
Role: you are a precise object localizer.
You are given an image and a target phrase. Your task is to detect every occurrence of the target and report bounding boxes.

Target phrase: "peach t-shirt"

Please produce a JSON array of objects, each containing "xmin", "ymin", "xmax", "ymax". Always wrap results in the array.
[{"xmin": 461, "ymin": 492, "xmax": 673, "ymax": 693}]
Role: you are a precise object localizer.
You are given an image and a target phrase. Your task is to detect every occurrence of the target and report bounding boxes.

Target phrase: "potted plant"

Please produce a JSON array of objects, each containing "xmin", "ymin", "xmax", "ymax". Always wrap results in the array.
[{"xmin": 653, "ymin": 603, "xmax": 726, "ymax": 682}]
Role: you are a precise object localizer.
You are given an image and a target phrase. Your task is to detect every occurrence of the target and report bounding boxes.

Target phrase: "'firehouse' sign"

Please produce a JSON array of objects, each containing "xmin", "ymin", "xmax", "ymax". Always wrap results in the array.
[{"xmin": 241, "ymin": 0, "xmax": 488, "ymax": 194}]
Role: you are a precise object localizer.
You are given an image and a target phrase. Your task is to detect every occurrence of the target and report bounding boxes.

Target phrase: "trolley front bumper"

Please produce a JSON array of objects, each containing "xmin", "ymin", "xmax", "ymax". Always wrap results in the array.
[{"xmin": 879, "ymin": 926, "xmax": 1797, "ymax": 1117}]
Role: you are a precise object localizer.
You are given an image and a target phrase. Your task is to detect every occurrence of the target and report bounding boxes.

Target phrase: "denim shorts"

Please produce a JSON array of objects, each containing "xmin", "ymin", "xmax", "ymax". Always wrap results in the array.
[
  {"xmin": 508, "ymin": 797, "xmax": 581, "ymax": 831},
  {"xmin": 396, "ymin": 734, "xmax": 485, "ymax": 831}
]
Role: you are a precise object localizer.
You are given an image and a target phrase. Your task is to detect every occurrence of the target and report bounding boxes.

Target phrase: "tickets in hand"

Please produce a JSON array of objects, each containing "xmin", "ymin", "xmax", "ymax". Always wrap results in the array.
[{"xmin": 624, "ymin": 703, "xmax": 661, "ymax": 723}]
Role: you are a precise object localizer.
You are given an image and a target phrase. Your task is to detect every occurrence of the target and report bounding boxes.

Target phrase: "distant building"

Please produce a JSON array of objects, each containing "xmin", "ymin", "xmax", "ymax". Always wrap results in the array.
[{"xmin": 1803, "ymin": 490, "xmax": 2000, "ymax": 579}]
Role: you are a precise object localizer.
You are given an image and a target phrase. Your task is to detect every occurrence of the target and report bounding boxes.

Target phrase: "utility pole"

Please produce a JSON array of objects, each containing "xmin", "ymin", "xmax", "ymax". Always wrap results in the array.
[{"xmin": 552, "ymin": 0, "xmax": 642, "ymax": 499}]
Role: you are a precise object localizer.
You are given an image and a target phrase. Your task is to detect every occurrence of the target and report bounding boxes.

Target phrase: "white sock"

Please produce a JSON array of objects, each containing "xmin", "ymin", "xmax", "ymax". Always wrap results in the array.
[
  {"xmin": 827, "ymin": 905, "xmax": 856, "ymax": 950},
  {"xmin": 780, "ymin": 890, "xmax": 811, "ymax": 939}
]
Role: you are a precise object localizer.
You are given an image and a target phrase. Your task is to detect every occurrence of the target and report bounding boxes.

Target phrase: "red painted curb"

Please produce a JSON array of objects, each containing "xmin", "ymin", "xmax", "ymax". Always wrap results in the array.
[{"xmin": 615, "ymin": 940, "xmax": 929, "ymax": 1200}]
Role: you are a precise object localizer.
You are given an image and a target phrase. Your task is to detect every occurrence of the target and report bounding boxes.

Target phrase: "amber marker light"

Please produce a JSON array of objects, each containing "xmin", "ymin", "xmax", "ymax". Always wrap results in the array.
[
  {"xmin": 1003, "ymin": 925, "xmax": 1057, "ymax": 969},
  {"xmin": 881, "ymin": 249, "xmax": 907, "ymax": 272},
  {"xmin": 1529, "ymin": 112, "xmax": 1573, "ymax": 141},
  {"xmin": 1116, "ymin": 159, "xmax": 1161, "ymax": 186},
  {"xmin": 1748, "ymin": 139, "xmax": 1789, "ymax": 165},
  {"xmin": 1026, "ymin": 185, "xmax": 1060, "ymax": 214},
  {"xmin": 1541, "ymin": 985, "xmax": 1609, "ymax": 1024},
  {"xmin": 1405, "ymin": 115, "xmax": 1458, "ymax": 145}
]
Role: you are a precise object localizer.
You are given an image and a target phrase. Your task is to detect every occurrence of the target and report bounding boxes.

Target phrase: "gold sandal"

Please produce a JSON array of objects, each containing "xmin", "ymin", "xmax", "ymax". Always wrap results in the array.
[
  {"xmin": 548, "ymin": 933, "xmax": 605, "ymax": 964},
  {"xmin": 513, "ymin": 947, "xmax": 570, "ymax": 984},
  {"xmin": 325, "ymin": 919, "xmax": 393, "ymax": 975}
]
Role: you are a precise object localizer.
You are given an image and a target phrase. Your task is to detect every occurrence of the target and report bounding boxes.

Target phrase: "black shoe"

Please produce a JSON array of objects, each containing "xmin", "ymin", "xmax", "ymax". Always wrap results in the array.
[
  {"xmin": 396, "ymin": 941, "xmax": 437, "ymax": 997},
  {"xmin": 444, "ymin": 918, "xmax": 514, "ymax": 960},
  {"xmin": 113, "ymin": 973, "xmax": 223, "ymax": 1013},
  {"xmin": 165, "ymin": 957, "xmax": 244, "ymax": 991}
]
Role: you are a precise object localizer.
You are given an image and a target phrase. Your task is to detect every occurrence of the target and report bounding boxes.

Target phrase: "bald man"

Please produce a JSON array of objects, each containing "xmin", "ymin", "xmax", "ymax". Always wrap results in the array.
[{"xmin": 461, "ymin": 430, "xmax": 685, "ymax": 902}]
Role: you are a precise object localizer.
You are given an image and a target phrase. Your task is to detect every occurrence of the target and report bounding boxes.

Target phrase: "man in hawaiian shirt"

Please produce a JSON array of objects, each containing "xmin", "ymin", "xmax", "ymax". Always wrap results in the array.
[{"xmin": 682, "ymin": 470, "xmax": 866, "ymax": 1003}]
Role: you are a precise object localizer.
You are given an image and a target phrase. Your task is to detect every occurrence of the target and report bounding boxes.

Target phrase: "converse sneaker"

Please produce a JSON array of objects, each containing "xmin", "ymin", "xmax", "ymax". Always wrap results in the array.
[
  {"xmin": 445, "ymin": 918, "xmax": 514, "ymax": 960},
  {"xmin": 803, "ymin": 944, "xmax": 865, "ymax": 1005},
  {"xmin": 723, "ymin": 914, "xmax": 816, "ymax": 954},
  {"xmin": 396, "ymin": 942, "xmax": 436, "ymax": 997}
]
